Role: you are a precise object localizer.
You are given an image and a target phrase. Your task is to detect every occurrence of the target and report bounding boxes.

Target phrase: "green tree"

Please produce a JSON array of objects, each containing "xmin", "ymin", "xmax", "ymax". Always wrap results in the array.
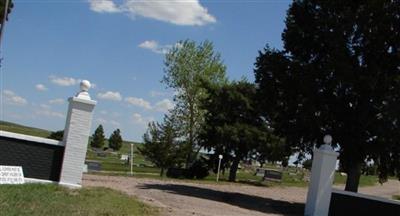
[
  {"xmin": 255, "ymin": 0, "xmax": 400, "ymax": 192},
  {"xmin": 200, "ymin": 81, "xmax": 269, "ymax": 181},
  {"xmin": 0, "ymin": 0, "xmax": 13, "ymax": 24},
  {"xmin": 163, "ymin": 39, "xmax": 227, "ymax": 168},
  {"xmin": 302, "ymin": 159, "xmax": 313, "ymax": 171},
  {"xmin": 90, "ymin": 125, "xmax": 105, "ymax": 148},
  {"xmin": 255, "ymin": 135, "xmax": 289, "ymax": 168},
  {"xmin": 140, "ymin": 115, "xmax": 185, "ymax": 176},
  {"xmin": 109, "ymin": 129, "xmax": 123, "ymax": 151},
  {"xmin": 47, "ymin": 130, "xmax": 64, "ymax": 141}
]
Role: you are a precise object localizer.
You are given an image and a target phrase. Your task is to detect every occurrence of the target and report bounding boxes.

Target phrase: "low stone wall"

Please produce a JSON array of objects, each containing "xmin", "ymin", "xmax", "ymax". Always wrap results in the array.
[
  {"xmin": 329, "ymin": 189, "xmax": 400, "ymax": 216},
  {"xmin": 0, "ymin": 131, "xmax": 65, "ymax": 181}
]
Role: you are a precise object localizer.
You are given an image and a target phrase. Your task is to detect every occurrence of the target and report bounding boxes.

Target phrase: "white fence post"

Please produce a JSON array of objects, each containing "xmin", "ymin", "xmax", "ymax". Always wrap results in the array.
[
  {"xmin": 59, "ymin": 80, "xmax": 96, "ymax": 188},
  {"xmin": 305, "ymin": 135, "xmax": 339, "ymax": 216}
]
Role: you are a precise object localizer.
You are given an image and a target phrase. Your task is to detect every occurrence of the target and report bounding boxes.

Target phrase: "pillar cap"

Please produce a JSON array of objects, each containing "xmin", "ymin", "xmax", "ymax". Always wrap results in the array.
[{"xmin": 76, "ymin": 80, "xmax": 92, "ymax": 100}]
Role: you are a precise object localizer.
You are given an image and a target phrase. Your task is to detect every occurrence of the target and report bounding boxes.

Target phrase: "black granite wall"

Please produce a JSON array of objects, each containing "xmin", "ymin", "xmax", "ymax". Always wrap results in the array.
[
  {"xmin": 329, "ymin": 191, "xmax": 400, "ymax": 216},
  {"xmin": 0, "ymin": 136, "xmax": 64, "ymax": 181}
]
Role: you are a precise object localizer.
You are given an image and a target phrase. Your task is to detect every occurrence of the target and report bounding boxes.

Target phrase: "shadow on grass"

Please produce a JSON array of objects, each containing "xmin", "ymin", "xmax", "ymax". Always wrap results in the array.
[{"xmin": 138, "ymin": 183, "xmax": 304, "ymax": 216}]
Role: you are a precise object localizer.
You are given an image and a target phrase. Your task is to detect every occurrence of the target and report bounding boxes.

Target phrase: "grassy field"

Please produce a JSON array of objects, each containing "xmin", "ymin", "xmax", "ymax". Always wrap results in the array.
[
  {"xmin": 0, "ymin": 120, "xmax": 381, "ymax": 188},
  {"xmin": 393, "ymin": 195, "xmax": 400, "ymax": 200},
  {"xmin": 0, "ymin": 184, "xmax": 158, "ymax": 216},
  {"xmin": 0, "ymin": 120, "xmax": 52, "ymax": 138}
]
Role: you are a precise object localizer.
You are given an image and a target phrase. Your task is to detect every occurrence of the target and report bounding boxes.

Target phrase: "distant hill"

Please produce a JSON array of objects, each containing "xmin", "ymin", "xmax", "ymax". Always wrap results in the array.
[
  {"xmin": 0, "ymin": 120, "xmax": 52, "ymax": 138},
  {"xmin": 0, "ymin": 120, "xmax": 142, "ymax": 151}
]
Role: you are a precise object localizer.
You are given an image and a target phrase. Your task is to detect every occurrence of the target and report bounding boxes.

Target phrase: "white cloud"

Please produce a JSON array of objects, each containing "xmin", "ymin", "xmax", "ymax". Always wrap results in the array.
[
  {"xmin": 40, "ymin": 104, "xmax": 51, "ymax": 109},
  {"xmin": 49, "ymin": 76, "xmax": 79, "ymax": 86},
  {"xmin": 96, "ymin": 117, "xmax": 108, "ymax": 124},
  {"xmin": 154, "ymin": 99, "xmax": 174, "ymax": 112},
  {"xmin": 96, "ymin": 117, "xmax": 121, "ymax": 127},
  {"xmin": 35, "ymin": 110, "xmax": 65, "ymax": 118},
  {"xmin": 35, "ymin": 84, "xmax": 48, "ymax": 91},
  {"xmin": 97, "ymin": 91, "xmax": 122, "ymax": 101},
  {"xmin": 138, "ymin": 40, "xmax": 173, "ymax": 54},
  {"xmin": 2, "ymin": 90, "xmax": 28, "ymax": 106},
  {"xmin": 89, "ymin": 0, "xmax": 120, "ymax": 13},
  {"xmin": 150, "ymin": 90, "xmax": 170, "ymax": 97},
  {"xmin": 123, "ymin": 0, "xmax": 216, "ymax": 26},
  {"xmin": 88, "ymin": 0, "xmax": 216, "ymax": 26},
  {"xmin": 48, "ymin": 98, "xmax": 65, "ymax": 105},
  {"xmin": 110, "ymin": 120, "xmax": 121, "ymax": 127},
  {"xmin": 138, "ymin": 40, "xmax": 183, "ymax": 54},
  {"xmin": 131, "ymin": 113, "xmax": 153, "ymax": 125},
  {"xmin": 100, "ymin": 110, "xmax": 108, "ymax": 115},
  {"xmin": 125, "ymin": 96, "xmax": 152, "ymax": 110}
]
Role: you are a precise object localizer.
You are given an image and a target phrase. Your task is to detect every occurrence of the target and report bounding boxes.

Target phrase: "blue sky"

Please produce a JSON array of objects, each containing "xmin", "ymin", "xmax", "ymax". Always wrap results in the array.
[{"xmin": 1, "ymin": 0, "xmax": 291, "ymax": 142}]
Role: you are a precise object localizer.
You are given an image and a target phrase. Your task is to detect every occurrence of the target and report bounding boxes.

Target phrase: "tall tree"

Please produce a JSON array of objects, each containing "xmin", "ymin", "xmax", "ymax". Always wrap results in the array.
[
  {"xmin": 163, "ymin": 39, "xmax": 227, "ymax": 167},
  {"xmin": 90, "ymin": 125, "xmax": 105, "ymax": 149},
  {"xmin": 200, "ymin": 81, "xmax": 269, "ymax": 181},
  {"xmin": 255, "ymin": 134, "xmax": 289, "ymax": 168},
  {"xmin": 0, "ymin": 0, "xmax": 13, "ymax": 23},
  {"xmin": 255, "ymin": 0, "xmax": 400, "ymax": 192},
  {"xmin": 140, "ymin": 115, "xmax": 185, "ymax": 176},
  {"xmin": 47, "ymin": 130, "xmax": 64, "ymax": 141},
  {"xmin": 109, "ymin": 129, "xmax": 123, "ymax": 151}
]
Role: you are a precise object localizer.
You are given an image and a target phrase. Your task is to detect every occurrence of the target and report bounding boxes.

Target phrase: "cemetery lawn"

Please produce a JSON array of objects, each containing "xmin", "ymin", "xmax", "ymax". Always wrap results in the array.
[{"xmin": 0, "ymin": 184, "xmax": 158, "ymax": 216}]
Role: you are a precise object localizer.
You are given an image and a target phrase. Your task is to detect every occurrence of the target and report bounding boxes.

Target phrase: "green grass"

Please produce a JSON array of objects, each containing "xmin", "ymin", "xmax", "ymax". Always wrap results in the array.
[
  {"xmin": 392, "ymin": 195, "xmax": 400, "ymax": 200},
  {"xmin": 333, "ymin": 173, "xmax": 377, "ymax": 186},
  {"xmin": 0, "ymin": 120, "xmax": 52, "ymax": 138},
  {"xmin": 0, "ymin": 120, "xmax": 382, "ymax": 188},
  {"xmin": 0, "ymin": 184, "xmax": 158, "ymax": 216}
]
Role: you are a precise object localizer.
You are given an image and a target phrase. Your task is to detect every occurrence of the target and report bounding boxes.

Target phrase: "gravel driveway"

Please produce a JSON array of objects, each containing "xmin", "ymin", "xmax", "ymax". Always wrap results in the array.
[{"xmin": 82, "ymin": 174, "xmax": 399, "ymax": 216}]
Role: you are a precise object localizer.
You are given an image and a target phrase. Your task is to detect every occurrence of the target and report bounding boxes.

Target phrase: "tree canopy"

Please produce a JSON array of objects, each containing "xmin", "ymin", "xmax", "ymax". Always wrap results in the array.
[
  {"xmin": 90, "ymin": 125, "xmax": 105, "ymax": 149},
  {"xmin": 255, "ymin": 0, "xmax": 400, "ymax": 192},
  {"xmin": 0, "ymin": 0, "xmax": 13, "ymax": 24},
  {"xmin": 163, "ymin": 39, "xmax": 227, "ymax": 167},
  {"xmin": 47, "ymin": 130, "xmax": 64, "ymax": 141},
  {"xmin": 200, "ymin": 81, "xmax": 273, "ymax": 181},
  {"xmin": 140, "ymin": 115, "xmax": 185, "ymax": 176},
  {"xmin": 109, "ymin": 129, "xmax": 123, "ymax": 151}
]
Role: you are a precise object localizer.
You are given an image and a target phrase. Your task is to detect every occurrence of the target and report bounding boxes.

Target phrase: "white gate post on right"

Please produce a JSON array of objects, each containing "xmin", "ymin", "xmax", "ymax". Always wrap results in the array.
[{"xmin": 304, "ymin": 135, "xmax": 339, "ymax": 216}]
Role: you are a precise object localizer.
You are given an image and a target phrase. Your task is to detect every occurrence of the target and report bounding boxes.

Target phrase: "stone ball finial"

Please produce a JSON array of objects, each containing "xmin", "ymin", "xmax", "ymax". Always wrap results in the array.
[
  {"xmin": 323, "ymin": 134, "xmax": 332, "ymax": 145},
  {"xmin": 80, "ymin": 80, "xmax": 91, "ymax": 92}
]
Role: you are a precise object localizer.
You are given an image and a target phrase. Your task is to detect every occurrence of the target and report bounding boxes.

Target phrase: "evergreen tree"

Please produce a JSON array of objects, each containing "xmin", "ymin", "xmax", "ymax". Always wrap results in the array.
[
  {"xmin": 90, "ymin": 125, "xmax": 105, "ymax": 148},
  {"xmin": 109, "ymin": 129, "xmax": 123, "ymax": 151},
  {"xmin": 140, "ymin": 115, "xmax": 185, "ymax": 176},
  {"xmin": 47, "ymin": 130, "xmax": 64, "ymax": 141},
  {"xmin": 255, "ymin": 0, "xmax": 400, "ymax": 192}
]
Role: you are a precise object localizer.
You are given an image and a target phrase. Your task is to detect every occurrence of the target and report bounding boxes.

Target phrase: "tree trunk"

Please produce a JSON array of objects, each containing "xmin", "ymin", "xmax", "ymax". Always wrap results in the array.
[
  {"xmin": 345, "ymin": 160, "xmax": 362, "ymax": 192},
  {"xmin": 160, "ymin": 167, "xmax": 165, "ymax": 177},
  {"xmin": 186, "ymin": 101, "xmax": 195, "ymax": 168},
  {"xmin": 229, "ymin": 157, "xmax": 240, "ymax": 182}
]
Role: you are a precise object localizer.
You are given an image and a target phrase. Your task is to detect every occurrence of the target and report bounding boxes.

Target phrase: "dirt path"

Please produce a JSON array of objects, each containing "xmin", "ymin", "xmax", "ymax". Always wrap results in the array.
[{"xmin": 82, "ymin": 174, "xmax": 399, "ymax": 216}]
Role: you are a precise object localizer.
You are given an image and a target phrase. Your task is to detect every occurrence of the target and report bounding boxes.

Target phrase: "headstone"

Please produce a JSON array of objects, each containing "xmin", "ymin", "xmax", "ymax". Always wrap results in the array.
[
  {"xmin": 86, "ymin": 161, "xmax": 102, "ymax": 171},
  {"xmin": 264, "ymin": 169, "xmax": 283, "ymax": 182},
  {"xmin": 0, "ymin": 165, "xmax": 24, "ymax": 184},
  {"xmin": 120, "ymin": 154, "xmax": 129, "ymax": 161},
  {"xmin": 255, "ymin": 168, "xmax": 266, "ymax": 177},
  {"xmin": 97, "ymin": 152, "xmax": 107, "ymax": 157}
]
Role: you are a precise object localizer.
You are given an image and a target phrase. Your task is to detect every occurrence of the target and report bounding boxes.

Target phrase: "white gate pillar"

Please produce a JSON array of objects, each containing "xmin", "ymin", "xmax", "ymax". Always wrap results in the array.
[
  {"xmin": 305, "ymin": 135, "xmax": 339, "ymax": 216},
  {"xmin": 59, "ymin": 80, "xmax": 96, "ymax": 188}
]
